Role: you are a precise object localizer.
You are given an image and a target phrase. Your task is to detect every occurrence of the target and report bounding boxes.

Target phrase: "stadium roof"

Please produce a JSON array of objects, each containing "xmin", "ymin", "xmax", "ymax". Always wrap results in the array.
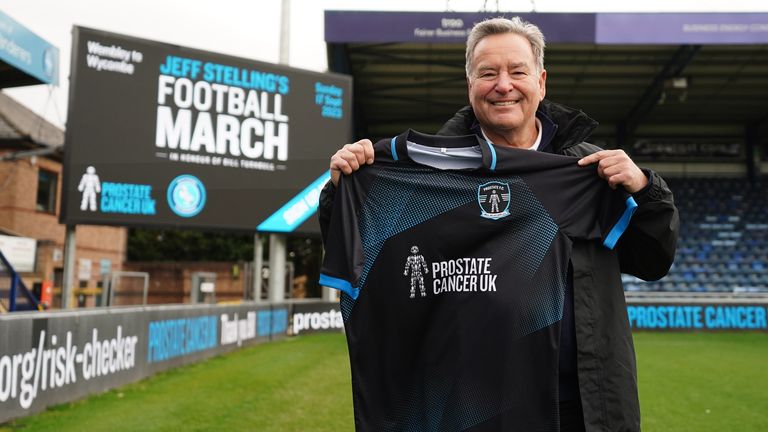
[
  {"xmin": 0, "ymin": 10, "xmax": 60, "ymax": 88},
  {"xmin": 325, "ymin": 11, "xmax": 768, "ymax": 153},
  {"xmin": 0, "ymin": 91, "xmax": 64, "ymax": 160}
]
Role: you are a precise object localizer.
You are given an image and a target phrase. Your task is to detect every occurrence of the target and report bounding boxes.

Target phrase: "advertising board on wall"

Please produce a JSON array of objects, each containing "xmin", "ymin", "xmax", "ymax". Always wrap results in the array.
[
  {"xmin": 0, "ymin": 301, "xmax": 346, "ymax": 423},
  {"xmin": 2, "ymin": 299, "xmax": 765, "ymax": 422},
  {"xmin": 632, "ymin": 138, "xmax": 744, "ymax": 160},
  {"xmin": 324, "ymin": 11, "xmax": 768, "ymax": 45},
  {"xmin": 627, "ymin": 303, "xmax": 767, "ymax": 331},
  {"xmin": 0, "ymin": 234, "xmax": 37, "ymax": 272},
  {"xmin": 290, "ymin": 302, "xmax": 343, "ymax": 335},
  {"xmin": 0, "ymin": 302, "xmax": 299, "ymax": 423},
  {"xmin": 62, "ymin": 27, "xmax": 352, "ymax": 234}
]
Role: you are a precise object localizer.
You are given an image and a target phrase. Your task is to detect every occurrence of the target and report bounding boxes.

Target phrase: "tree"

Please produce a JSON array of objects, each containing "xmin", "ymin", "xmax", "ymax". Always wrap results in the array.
[{"xmin": 127, "ymin": 228, "xmax": 253, "ymax": 261}]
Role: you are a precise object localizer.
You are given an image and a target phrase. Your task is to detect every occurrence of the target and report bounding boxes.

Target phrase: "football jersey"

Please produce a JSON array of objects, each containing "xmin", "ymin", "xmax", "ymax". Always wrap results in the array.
[{"xmin": 320, "ymin": 129, "xmax": 637, "ymax": 432}]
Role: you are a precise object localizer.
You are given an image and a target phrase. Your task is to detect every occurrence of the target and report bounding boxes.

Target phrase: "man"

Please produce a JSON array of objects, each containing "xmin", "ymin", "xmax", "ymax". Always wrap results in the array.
[{"xmin": 320, "ymin": 17, "xmax": 678, "ymax": 432}]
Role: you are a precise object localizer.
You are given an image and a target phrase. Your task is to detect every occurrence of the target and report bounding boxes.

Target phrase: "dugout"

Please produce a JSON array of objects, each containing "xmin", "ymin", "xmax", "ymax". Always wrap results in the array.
[{"xmin": 324, "ymin": 11, "xmax": 768, "ymax": 178}]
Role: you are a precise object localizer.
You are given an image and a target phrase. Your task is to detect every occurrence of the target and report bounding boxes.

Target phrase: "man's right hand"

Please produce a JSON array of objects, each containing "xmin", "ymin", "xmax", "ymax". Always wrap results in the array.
[{"xmin": 330, "ymin": 139, "xmax": 375, "ymax": 186}]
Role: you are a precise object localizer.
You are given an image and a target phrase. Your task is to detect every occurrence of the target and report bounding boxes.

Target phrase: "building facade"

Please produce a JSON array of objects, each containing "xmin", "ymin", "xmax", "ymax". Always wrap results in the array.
[{"xmin": 0, "ymin": 91, "xmax": 127, "ymax": 308}]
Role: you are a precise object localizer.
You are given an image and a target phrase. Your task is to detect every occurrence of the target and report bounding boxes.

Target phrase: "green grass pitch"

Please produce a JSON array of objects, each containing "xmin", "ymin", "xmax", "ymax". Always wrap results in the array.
[{"xmin": 3, "ymin": 332, "xmax": 766, "ymax": 431}]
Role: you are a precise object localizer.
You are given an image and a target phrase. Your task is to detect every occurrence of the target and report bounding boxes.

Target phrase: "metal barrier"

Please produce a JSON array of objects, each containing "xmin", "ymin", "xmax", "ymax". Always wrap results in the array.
[{"xmin": 0, "ymin": 250, "xmax": 40, "ymax": 311}]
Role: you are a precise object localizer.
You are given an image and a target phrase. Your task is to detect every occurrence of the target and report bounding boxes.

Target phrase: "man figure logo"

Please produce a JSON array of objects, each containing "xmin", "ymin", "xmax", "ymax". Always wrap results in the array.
[
  {"xmin": 78, "ymin": 166, "xmax": 101, "ymax": 211},
  {"xmin": 403, "ymin": 245, "xmax": 429, "ymax": 298},
  {"xmin": 478, "ymin": 181, "xmax": 511, "ymax": 220}
]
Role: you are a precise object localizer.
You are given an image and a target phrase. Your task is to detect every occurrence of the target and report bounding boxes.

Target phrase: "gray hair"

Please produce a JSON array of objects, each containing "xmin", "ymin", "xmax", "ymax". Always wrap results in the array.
[{"xmin": 465, "ymin": 17, "xmax": 546, "ymax": 77}]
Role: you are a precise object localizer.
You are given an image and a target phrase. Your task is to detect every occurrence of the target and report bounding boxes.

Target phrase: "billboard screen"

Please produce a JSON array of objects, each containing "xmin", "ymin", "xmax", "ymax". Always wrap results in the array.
[{"xmin": 62, "ymin": 27, "xmax": 351, "ymax": 234}]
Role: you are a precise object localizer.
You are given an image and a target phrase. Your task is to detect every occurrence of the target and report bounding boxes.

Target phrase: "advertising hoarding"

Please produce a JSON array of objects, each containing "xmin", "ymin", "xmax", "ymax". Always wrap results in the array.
[
  {"xmin": 0, "ymin": 302, "xmax": 289, "ymax": 423},
  {"xmin": 290, "ymin": 302, "xmax": 343, "ymax": 335},
  {"xmin": 0, "ymin": 301, "xmax": 348, "ymax": 422},
  {"xmin": 324, "ymin": 11, "xmax": 768, "ymax": 45},
  {"xmin": 627, "ymin": 303, "xmax": 767, "ymax": 331},
  {"xmin": 62, "ymin": 27, "xmax": 351, "ymax": 234}
]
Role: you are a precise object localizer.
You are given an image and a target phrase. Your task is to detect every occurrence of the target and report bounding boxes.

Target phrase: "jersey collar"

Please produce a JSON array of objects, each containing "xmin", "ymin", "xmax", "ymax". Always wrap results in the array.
[{"xmin": 388, "ymin": 129, "xmax": 499, "ymax": 171}]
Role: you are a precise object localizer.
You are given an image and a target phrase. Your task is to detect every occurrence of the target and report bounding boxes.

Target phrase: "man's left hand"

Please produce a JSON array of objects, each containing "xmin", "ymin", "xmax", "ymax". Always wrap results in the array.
[{"xmin": 577, "ymin": 150, "xmax": 648, "ymax": 193}]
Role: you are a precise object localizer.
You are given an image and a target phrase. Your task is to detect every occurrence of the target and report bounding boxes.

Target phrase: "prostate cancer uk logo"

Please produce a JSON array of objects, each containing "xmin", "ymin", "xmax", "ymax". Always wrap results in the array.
[
  {"xmin": 77, "ymin": 165, "xmax": 157, "ymax": 216},
  {"xmin": 478, "ymin": 181, "xmax": 511, "ymax": 220},
  {"xmin": 403, "ymin": 246, "xmax": 498, "ymax": 298},
  {"xmin": 167, "ymin": 174, "xmax": 206, "ymax": 217}
]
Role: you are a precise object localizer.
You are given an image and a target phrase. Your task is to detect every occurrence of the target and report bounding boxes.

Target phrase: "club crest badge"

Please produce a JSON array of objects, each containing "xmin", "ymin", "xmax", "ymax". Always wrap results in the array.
[
  {"xmin": 167, "ymin": 174, "xmax": 207, "ymax": 217},
  {"xmin": 478, "ymin": 182, "xmax": 511, "ymax": 220}
]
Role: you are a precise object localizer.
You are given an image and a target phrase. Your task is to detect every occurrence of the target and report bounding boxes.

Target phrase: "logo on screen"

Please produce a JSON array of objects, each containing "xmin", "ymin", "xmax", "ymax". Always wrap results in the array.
[
  {"xmin": 78, "ymin": 166, "xmax": 101, "ymax": 212},
  {"xmin": 167, "ymin": 175, "xmax": 206, "ymax": 217}
]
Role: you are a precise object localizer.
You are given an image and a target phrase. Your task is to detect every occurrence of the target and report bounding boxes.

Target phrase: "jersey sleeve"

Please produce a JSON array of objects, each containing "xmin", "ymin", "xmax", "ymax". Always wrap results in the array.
[
  {"xmin": 318, "ymin": 173, "xmax": 365, "ymax": 299},
  {"xmin": 525, "ymin": 160, "xmax": 637, "ymax": 250},
  {"xmin": 560, "ymin": 164, "xmax": 637, "ymax": 249}
]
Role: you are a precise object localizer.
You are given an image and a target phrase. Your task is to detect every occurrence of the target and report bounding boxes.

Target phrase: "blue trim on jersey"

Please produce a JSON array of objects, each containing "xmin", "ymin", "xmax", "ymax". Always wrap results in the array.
[
  {"xmin": 319, "ymin": 273, "xmax": 359, "ymax": 299},
  {"xmin": 390, "ymin": 137, "xmax": 399, "ymax": 161},
  {"xmin": 603, "ymin": 196, "xmax": 638, "ymax": 250},
  {"xmin": 486, "ymin": 141, "xmax": 497, "ymax": 171}
]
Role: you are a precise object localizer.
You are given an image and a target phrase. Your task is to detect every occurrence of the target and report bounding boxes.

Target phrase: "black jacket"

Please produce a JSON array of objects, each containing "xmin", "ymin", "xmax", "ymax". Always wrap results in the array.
[{"xmin": 319, "ymin": 100, "xmax": 679, "ymax": 432}]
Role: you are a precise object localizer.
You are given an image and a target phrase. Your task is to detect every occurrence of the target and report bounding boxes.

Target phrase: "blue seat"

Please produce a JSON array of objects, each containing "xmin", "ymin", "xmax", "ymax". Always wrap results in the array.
[{"xmin": 629, "ymin": 175, "xmax": 768, "ymax": 293}]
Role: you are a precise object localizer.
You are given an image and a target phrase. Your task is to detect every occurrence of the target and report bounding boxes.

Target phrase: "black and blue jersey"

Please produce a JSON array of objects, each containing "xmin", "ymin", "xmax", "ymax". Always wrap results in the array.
[{"xmin": 319, "ymin": 129, "xmax": 637, "ymax": 432}]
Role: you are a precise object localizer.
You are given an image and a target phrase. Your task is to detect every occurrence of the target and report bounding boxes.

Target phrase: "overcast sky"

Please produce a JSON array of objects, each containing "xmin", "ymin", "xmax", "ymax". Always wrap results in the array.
[{"xmin": 3, "ymin": 0, "xmax": 768, "ymax": 129}]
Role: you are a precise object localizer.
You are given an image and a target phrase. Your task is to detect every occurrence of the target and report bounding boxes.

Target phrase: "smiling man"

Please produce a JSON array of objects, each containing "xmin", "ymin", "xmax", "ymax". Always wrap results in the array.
[
  {"xmin": 466, "ymin": 30, "xmax": 545, "ymax": 150},
  {"xmin": 321, "ymin": 17, "xmax": 679, "ymax": 432}
]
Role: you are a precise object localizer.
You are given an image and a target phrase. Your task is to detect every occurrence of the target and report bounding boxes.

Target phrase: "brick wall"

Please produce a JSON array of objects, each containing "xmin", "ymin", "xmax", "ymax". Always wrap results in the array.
[
  {"xmin": 122, "ymin": 261, "xmax": 247, "ymax": 305},
  {"xmin": 0, "ymin": 154, "xmax": 127, "ymax": 306}
]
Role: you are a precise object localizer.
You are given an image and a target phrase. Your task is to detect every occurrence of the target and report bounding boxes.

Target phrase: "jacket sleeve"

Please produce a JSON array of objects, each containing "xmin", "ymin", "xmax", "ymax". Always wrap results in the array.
[
  {"xmin": 563, "ymin": 144, "xmax": 679, "ymax": 281},
  {"xmin": 319, "ymin": 180, "xmax": 337, "ymax": 245}
]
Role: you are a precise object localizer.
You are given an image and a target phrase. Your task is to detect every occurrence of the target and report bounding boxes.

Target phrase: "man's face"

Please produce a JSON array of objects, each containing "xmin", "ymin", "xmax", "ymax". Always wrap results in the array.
[{"xmin": 467, "ymin": 33, "xmax": 546, "ymax": 139}]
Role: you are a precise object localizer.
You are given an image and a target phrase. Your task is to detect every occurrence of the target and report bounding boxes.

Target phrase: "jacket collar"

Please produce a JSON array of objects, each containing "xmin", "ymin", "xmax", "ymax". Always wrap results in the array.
[{"xmin": 437, "ymin": 99, "xmax": 598, "ymax": 154}]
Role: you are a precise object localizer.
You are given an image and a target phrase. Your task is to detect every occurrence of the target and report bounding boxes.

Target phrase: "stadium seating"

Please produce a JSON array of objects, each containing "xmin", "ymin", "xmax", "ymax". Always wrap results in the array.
[{"xmin": 622, "ymin": 177, "xmax": 768, "ymax": 293}]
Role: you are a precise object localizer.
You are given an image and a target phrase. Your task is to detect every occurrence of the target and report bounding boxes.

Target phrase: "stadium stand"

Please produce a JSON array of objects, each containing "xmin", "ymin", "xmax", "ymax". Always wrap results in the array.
[{"xmin": 623, "ymin": 177, "xmax": 768, "ymax": 293}]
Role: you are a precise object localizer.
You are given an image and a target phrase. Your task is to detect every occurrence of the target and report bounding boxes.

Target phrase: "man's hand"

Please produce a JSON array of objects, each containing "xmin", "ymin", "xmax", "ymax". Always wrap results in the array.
[
  {"xmin": 330, "ymin": 139, "xmax": 375, "ymax": 186},
  {"xmin": 577, "ymin": 150, "xmax": 648, "ymax": 193}
]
